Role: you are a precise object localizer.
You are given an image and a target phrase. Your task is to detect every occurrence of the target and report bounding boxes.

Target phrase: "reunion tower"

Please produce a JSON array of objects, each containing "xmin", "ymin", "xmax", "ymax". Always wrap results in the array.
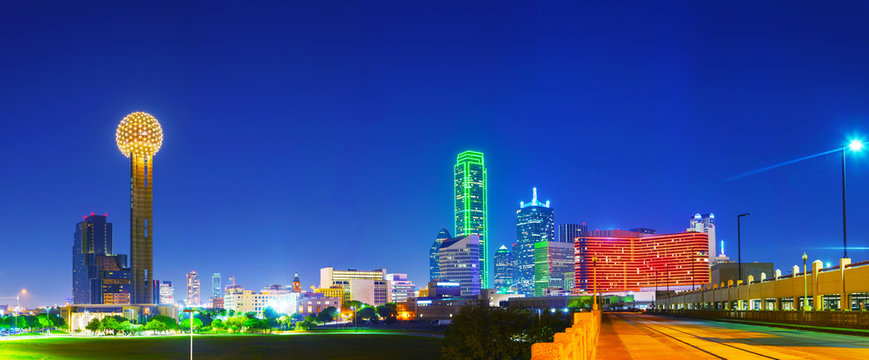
[{"xmin": 116, "ymin": 112, "xmax": 163, "ymax": 304}]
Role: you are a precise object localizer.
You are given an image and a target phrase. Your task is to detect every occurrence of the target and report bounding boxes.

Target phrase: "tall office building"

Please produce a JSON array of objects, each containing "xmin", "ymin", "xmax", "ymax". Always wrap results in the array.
[
  {"xmin": 212, "ymin": 273, "xmax": 221, "ymax": 300},
  {"xmin": 533, "ymin": 241, "xmax": 574, "ymax": 296},
  {"xmin": 116, "ymin": 112, "xmax": 164, "ymax": 304},
  {"xmin": 689, "ymin": 213, "xmax": 717, "ymax": 265},
  {"xmin": 158, "ymin": 281, "xmax": 174, "ymax": 305},
  {"xmin": 454, "ymin": 151, "xmax": 488, "ymax": 288},
  {"xmin": 438, "ymin": 235, "xmax": 481, "ymax": 296},
  {"xmin": 558, "ymin": 223, "xmax": 588, "ymax": 243},
  {"xmin": 575, "ymin": 230, "xmax": 710, "ymax": 292},
  {"xmin": 186, "ymin": 270, "xmax": 201, "ymax": 306},
  {"xmin": 73, "ymin": 214, "xmax": 113, "ymax": 304},
  {"xmin": 515, "ymin": 187, "xmax": 555, "ymax": 295},
  {"xmin": 493, "ymin": 245, "xmax": 513, "ymax": 291},
  {"xmin": 429, "ymin": 228, "xmax": 452, "ymax": 281}
]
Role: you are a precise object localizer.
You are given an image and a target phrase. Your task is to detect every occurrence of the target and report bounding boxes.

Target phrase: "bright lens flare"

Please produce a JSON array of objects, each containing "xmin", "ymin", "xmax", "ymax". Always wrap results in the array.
[
  {"xmin": 848, "ymin": 139, "xmax": 864, "ymax": 152},
  {"xmin": 116, "ymin": 112, "xmax": 163, "ymax": 158}
]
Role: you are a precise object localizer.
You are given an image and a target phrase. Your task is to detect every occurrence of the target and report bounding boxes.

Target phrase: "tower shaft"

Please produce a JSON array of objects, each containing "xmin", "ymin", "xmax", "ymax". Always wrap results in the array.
[{"xmin": 130, "ymin": 154, "xmax": 154, "ymax": 304}]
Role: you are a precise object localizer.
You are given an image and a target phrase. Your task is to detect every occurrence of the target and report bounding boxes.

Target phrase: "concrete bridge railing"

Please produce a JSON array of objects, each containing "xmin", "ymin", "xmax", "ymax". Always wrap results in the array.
[{"xmin": 531, "ymin": 310, "xmax": 601, "ymax": 360}]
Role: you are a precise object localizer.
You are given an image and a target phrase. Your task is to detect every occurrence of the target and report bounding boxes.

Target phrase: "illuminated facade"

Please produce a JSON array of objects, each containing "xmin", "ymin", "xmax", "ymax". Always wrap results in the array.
[
  {"xmin": 515, "ymin": 187, "xmax": 554, "ymax": 295},
  {"xmin": 493, "ymin": 245, "xmax": 513, "ymax": 291},
  {"xmin": 158, "ymin": 281, "xmax": 174, "ymax": 305},
  {"xmin": 116, "ymin": 112, "xmax": 163, "ymax": 304},
  {"xmin": 455, "ymin": 151, "xmax": 488, "ymax": 287},
  {"xmin": 319, "ymin": 267, "xmax": 387, "ymax": 305},
  {"xmin": 575, "ymin": 230, "xmax": 710, "ymax": 293},
  {"xmin": 429, "ymin": 228, "xmax": 452, "ymax": 281},
  {"xmin": 224, "ymin": 287, "xmax": 300, "ymax": 316},
  {"xmin": 186, "ymin": 270, "xmax": 201, "ymax": 306},
  {"xmin": 438, "ymin": 235, "xmax": 481, "ymax": 296},
  {"xmin": 533, "ymin": 241, "xmax": 573, "ymax": 296},
  {"xmin": 386, "ymin": 273, "xmax": 417, "ymax": 303}
]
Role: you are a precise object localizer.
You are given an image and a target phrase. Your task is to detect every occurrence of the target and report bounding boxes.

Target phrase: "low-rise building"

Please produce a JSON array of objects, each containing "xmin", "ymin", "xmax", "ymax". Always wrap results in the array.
[
  {"xmin": 386, "ymin": 273, "xmax": 417, "ymax": 303},
  {"xmin": 297, "ymin": 294, "xmax": 342, "ymax": 317},
  {"xmin": 223, "ymin": 287, "xmax": 300, "ymax": 316}
]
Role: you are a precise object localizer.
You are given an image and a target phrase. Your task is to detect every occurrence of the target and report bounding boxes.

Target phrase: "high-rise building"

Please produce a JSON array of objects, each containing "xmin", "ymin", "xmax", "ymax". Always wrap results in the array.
[
  {"xmin": 186, "ymin": 270, "xmax": 201, "ymax": 306},
  {"xmin": 493, "ymin": 245, "xmax": 513, "ymax": 291},
  {"xmin": 116, "ymin": 112, "xmax": 164, "ymax": 304},
  {"xmin": 515, "ymin": 187, "xmax": 555, "ymax": 295},
  {"xmin": 558, "ymin": 223, "xmax": 588, "ymax": 243},
  {"xmin": 688, "ymin": 213, "xmax": 717, "ymax": 265},
  {"xmin": 438, "ymin": 235, "xmax": 481, "ymax": 296},
  {"xmin": 429, "ymin": 228, "xmax": 452, "ymax": 281},
  {"xmin": 533, "ymin": 241, "xmax": 574, "ymax": 296},
  {"xmin": 454, "ymin": 151, "xmax": 488, "ymax": 288},
  {"xmin": 73, "ymin": 213, "xmax": 115, "ymax": 304},
  {"xmin": 575, "ymin": 230, "xmax": 710, "ymax": 293},
  {"xmin": 292, "ymin": 273, "xmax": 302, "ymax": 293},
  {"xmin": 158, "ymin": 281, "xmax": 174, "ymax": 305},
  {"xmin": 212, "ymin": 273, "xmax": 221, "ymax": 300},
  {"xmin": 386, "ymin": 273, "xmax": 417, "ymax": 303}
]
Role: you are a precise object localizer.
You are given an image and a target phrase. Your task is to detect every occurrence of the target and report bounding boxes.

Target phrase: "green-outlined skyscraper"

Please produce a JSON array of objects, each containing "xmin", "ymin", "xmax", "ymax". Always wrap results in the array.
[{"xmin": 454, "ymin": 151, "xmax": 488, "ymax": 288}]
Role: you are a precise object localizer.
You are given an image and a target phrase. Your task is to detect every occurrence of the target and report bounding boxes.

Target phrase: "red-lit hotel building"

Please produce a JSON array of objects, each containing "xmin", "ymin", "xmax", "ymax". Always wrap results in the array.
[{"xmin": 574, "ymin": 230, "xmax": 709, "ymax": 293}]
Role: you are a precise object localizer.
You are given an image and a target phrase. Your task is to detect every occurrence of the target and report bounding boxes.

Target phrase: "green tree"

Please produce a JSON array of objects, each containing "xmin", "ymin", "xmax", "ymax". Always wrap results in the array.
[
  {"xmin": 180, "ymin": 317, "xmax": 203, "ymax": 332},
  {"xmin": 100, "ymin": 316, "xmax": 125, "ymax": 335},
  {"xmin": 262, "ymin": 307, "xmax": 279, "ymax": 327},
  {"xmin": 290, "ymin": 313, "xmax": 305, "ymax": 323},
  {"xmin": 317, "ymin": 306, "xmax": 338, "ymax": 323},
  {"xmin": 295, "ymin": 320, "xmax": 314, "ymax": 331},
  {"xmin": 441, "ymin": 304, "xmax": 571, "ymax": 360},
  {"xmin": 150, "ymin": 315, "xmax": 177, "ymax": 330},
  {"xmin": 356, "ymin": 307, "xmax": 377, "ymax": 321},
  {"xmin": 225, "ymin": 315, "xmax": 246, "ymax": 333},
  {"xmin": 376, "ymin": 304, "xmax": 397, "ymax": 323},
  {"xmin": 211, "ymin": 318, "xmax": 225, "ymax": 331},
  {"xmin": 144, "ymin": 319, "xmax": 168, "ymax": 333},
  {"xmin": 85, "ymin": 318, "xmax": 101, "ymax": 333}
]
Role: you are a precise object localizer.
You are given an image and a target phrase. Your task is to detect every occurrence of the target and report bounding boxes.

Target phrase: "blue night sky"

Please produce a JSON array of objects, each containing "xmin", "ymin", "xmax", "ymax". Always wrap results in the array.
[{"xmin": 2, "ymin": 1, "xmax": 868, "ymax": 306}]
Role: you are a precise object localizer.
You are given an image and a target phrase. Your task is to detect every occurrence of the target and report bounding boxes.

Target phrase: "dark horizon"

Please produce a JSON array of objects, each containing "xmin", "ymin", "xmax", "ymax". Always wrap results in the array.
[{"xmin": 2, "ymin": 1, "xmax": 869, "ymax": 307}]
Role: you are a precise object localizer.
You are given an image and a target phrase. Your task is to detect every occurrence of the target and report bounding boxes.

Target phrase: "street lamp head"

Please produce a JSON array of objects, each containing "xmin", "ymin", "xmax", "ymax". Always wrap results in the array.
[
  {"xmin": 801, "ymin": 252, "xmax": 808, "ymax": 262},
  {"xmin": 848, "ymin": 139, "xmax": 864, "ymax": 152}
]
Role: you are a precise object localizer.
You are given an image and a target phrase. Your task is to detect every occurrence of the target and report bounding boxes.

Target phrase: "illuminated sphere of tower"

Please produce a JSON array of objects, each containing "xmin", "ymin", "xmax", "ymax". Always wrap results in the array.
[{"xmin": 116, "ymin": 112, "xmax": 163, "ymax": 158}]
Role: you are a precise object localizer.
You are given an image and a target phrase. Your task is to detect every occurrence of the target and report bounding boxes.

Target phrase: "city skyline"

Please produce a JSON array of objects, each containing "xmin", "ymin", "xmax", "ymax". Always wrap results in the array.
[{"xmin": 4, "ymin": 2, "xmax": 869, "ymax": 307}]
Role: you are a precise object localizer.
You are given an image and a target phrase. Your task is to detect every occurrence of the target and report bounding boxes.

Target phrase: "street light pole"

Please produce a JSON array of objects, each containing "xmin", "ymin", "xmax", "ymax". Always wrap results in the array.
[
  {"xmin": 592, "ymin": 256, "xmax": 598, "ymax": 311},
  {"xmin": 802, "ymin": 252, "xmax": 808, "ymax": 312},
  {"xmin": 183, "ymin": 309, "xmax": 197, "ymax": 360},
  {"xmin": 842, "ymin": 139, "xmax": 864, "ymax": 258},
  {"xmin": 737, "ymin": 213, "xmax": 750, "ymax": 282}
]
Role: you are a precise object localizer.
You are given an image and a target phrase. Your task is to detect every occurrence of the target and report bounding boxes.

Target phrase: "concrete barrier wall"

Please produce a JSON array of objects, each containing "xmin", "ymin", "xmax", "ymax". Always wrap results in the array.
[
  {"xmin": 531, "ymin": 310, "xmax": 601, "ymax": 360},
  {"xmin": 660, "ymin": 259, "xmax": 869, "ymax": 311},
  {"xmin": 652, "ymin": 309, "xmax": 869, "ymax": 329}
]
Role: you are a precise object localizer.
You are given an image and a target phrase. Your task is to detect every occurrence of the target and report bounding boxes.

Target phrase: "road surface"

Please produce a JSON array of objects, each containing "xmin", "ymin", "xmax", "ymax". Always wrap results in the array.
[{"xmin": 598, "ymin": 313, "xmax": 869, "ymax": 359}]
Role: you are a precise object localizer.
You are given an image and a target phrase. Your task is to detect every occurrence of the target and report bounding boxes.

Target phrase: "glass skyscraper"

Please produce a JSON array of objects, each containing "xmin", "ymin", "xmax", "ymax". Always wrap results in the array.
[
  {"xmin": 515, "ymin": 187, "xmax": 554, "ymax": 296},
  {"xmin": 454, "ymin": 151, "xmax": 488, "ymax": 288},
  {"xmin": 212, "ymin": 273, "xmax": 221, "ymax": 300},
  {"xmin": 438, "ymin": 235, "xmax": 481, "ymax": 296},
  {"xmin": 493, "ymin": 245, "xmax": 513, "ymax": 291},
  {"xmin": 72, "ymin": 214, "xmax": 131, "ymax": 304},
  {"xmin": 429, "ymin": 228, "xmax": 452, "ymax": 282}
]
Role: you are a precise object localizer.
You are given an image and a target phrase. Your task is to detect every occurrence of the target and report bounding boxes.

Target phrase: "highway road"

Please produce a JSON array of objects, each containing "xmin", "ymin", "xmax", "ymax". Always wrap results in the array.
[{"xmin": 598, "ymin": 313, "xmax": 869, "ymax": 359}]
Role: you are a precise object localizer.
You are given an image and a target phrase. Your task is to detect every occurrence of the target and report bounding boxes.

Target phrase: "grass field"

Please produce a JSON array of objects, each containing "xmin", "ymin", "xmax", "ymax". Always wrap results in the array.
[{"xmin": 0, "ymin": 333, "xmax": 443, "ymax": 360}]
